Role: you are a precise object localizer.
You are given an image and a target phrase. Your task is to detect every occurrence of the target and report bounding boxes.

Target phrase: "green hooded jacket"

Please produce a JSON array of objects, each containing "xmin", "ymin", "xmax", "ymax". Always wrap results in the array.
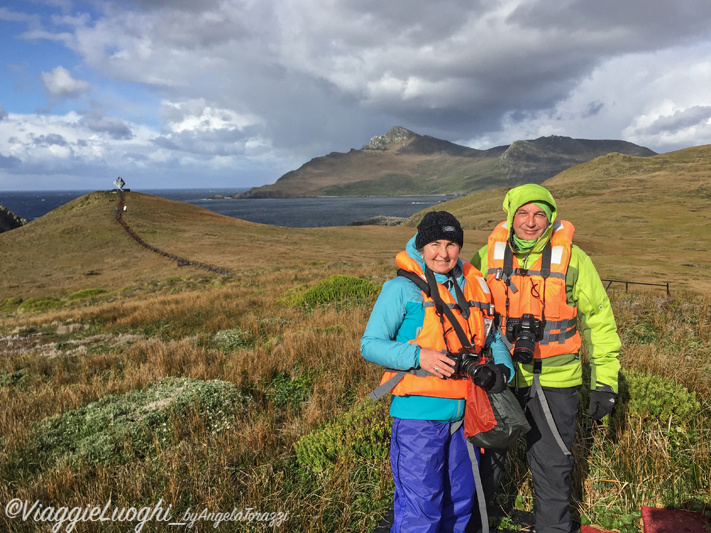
[{"xmin": 471, "ymin": 184, "xmax": 621, "ymax": 392}]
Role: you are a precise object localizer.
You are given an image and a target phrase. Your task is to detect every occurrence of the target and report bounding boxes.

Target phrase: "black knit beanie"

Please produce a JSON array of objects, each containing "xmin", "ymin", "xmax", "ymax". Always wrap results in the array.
[{"xmin": 415, "ymin": 211, "xmax": 464, "ymax": 249}]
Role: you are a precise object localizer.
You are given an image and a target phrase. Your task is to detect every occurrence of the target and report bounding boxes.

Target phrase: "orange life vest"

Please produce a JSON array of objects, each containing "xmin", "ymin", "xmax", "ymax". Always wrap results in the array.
[
  {"xmin": 378, "ymin": 251, "xmax": 494, "ymax": 399},
  {"xmin": 486, "ymin": 220, "xmax": 581, "ymax": 359}
]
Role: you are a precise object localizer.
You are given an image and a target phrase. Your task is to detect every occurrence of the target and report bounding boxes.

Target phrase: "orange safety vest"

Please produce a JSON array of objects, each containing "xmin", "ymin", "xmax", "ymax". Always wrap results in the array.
[
  {"xmin": 378, "ymin": 251, "xmax": 494, "ymax": 399},
  {"xmin": 486, "ymin": 220, "xmax": 581, "ymax": 359}
]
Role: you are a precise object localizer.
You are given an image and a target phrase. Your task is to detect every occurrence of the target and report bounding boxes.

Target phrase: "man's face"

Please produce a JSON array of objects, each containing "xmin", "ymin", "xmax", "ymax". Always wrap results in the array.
[{"xmin": 512, "ymin": 202, "xmax": 549, "ymax": 241}]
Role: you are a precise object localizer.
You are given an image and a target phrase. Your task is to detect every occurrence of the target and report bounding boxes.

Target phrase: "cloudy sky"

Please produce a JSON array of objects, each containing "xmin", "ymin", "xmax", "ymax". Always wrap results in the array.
[{"xmin": 2, "ymin": 0, "xmax": 711, "ymax": 191}]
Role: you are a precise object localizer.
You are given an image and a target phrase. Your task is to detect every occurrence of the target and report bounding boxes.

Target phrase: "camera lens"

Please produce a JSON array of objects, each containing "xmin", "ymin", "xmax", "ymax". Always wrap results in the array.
[
  {"xmin": 469, "ymin": 364, "xmax": 496, "ymax": 389},
  {"xmin": 512, "ymin": 331, "xmax": 536, "ymax": 364}
]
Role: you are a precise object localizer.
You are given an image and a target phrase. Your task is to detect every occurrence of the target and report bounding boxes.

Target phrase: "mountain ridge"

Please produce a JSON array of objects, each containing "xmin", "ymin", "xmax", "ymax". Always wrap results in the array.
[{"xmin": 237, "ymin": 127, "xmax": 656, "ymax": 198}]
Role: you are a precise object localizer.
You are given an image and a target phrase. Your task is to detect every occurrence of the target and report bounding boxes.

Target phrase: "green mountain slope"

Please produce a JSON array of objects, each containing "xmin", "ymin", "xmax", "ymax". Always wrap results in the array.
[{"xmin": 239, "ymin": 126, "xmax": 656, "ymax": 198}]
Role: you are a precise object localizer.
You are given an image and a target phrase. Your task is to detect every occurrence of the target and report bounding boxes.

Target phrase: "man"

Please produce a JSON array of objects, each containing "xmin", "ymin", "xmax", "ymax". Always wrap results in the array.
[{"xmin": 468, "ymin": 184, "xmax": 621, "ymax": 533}]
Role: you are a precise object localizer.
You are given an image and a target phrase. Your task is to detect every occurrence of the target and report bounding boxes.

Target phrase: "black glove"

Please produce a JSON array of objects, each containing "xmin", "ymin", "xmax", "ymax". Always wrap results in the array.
[
  {"xmin": 588, "ymin": 390, "xmax": 616, "ymax": 420},
  {"xmin": 473, "ymin": 364, "xmax": 510, "ymax": 394}
]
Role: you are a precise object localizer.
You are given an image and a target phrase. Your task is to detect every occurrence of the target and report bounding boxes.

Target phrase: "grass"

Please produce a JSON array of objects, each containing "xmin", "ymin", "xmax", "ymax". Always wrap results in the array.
[
  {"xmin": 0, "ymin": 265, "xmax": 708, "ymax": 532},
  {"xmin": 0, "ymin": 146, "xmax": 710, "ymax": 531}
]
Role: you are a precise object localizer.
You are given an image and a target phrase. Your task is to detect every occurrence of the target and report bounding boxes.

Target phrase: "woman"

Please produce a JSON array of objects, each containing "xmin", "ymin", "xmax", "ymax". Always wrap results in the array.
[{"xmin": 361, "ymin": 211, "xmax": 513, "ymax": 532}]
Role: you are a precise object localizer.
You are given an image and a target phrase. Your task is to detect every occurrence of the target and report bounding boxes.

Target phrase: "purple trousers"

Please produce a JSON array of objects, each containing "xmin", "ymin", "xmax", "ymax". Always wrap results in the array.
[{"xmin": 390, "ymin": 418, "xmax": 478, "ymax": 533}]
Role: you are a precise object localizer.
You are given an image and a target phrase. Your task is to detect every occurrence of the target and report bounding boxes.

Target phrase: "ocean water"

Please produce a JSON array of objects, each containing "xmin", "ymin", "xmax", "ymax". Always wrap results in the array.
[{"xmin": 1, "ymin": 189, "xmax": 458, "ymax": 228}]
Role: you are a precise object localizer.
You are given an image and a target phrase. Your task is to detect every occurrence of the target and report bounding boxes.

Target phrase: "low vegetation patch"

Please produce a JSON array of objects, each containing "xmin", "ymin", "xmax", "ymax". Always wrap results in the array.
[
  {"xmin": 280, "ymin": 275, "xmax": 380, "ymax": 308},
  {"xmin": 295, "ymin": 398, "xmax": 390, "ymax": 472},
  {"xmin": 67, "ymin": 288, "xmax": 108, "ymax": 301},
  {"xmin": 267, "ymin": 372, "xmax": 313, "ymax": 411},
  {"xmin": 8, "ymin": 377, "xmax": 250, "ymax": 479},
  {"xmin": 0, "ymin": 297, "xmax": 22, "ymax": 314},
  {"xmin": 580, "ymin": 369, "xmax": 708, "ymax": 532},
  {"xmin": 17, "ymin": 296, "xmax": 63, "ymax": 314},
  {"xmin": 211, "ymin": 327, "xmax": 254, "ymax": 352}
]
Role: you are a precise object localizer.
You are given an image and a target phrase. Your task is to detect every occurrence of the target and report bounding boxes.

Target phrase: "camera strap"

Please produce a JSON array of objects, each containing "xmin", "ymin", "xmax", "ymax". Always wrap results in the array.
[
  {"xmin": 424, "ymin": 268, "xmax": 478, "ymax": 352},
  {"xmin": 503, "ymin": 243, "xmax": 570, "ymax": 454},
  {"xmin": 532, "ymin": 372, "xmax": 572, "ymax": 456},
  {"xmin": 396, "ymin": 268, "xmax": 477, "ymax": 351}
]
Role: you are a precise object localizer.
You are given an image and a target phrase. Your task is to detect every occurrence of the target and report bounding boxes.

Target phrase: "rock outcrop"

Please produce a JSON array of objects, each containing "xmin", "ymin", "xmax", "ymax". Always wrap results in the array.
[{"xmin": 0, "ymin": 206, "xmax": 27, "ymax": 233}]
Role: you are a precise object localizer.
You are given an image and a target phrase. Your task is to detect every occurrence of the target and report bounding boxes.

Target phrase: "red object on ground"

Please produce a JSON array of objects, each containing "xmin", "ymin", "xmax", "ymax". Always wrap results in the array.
[
  {"xmin": 641, "ymin": 506, "xmax": 709, "ymax": 533},
  {"xmin": 581, "ymin": 526, "xmax": 614, "ymax": 533}
]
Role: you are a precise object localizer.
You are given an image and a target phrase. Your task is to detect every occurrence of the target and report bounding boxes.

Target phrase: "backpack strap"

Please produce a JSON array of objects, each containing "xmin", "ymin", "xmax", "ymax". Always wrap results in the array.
[{"xmin": 397, "ymin": 269, "xmax": 430, "ymax": 295}]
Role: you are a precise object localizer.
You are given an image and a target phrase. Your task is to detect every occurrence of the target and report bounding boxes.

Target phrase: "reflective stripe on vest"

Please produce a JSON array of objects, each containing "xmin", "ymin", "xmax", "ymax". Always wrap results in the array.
[
  {"xmin": 377, "ymin": 251, "xmax": 493, "ymax": 399},
  {"xmin": 486, "ymin": 220, "xmax": 582, "ymax": 360}
]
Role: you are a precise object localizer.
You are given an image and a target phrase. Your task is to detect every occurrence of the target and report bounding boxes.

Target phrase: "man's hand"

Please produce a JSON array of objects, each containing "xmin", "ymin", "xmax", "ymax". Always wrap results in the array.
[{"xmin": 588, "ymin": 390, "xmax": 616, "ymax": 420}]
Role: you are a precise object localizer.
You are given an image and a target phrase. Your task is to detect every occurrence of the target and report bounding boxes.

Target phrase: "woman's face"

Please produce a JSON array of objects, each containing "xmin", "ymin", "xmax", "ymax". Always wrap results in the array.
[{"xmin": 422, "ymin": 239, "xmax": 461, "ymax": 274}]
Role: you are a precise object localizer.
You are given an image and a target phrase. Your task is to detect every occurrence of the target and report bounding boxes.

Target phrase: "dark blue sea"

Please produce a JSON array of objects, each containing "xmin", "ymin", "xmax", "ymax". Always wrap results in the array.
[{"xmin": 0, "ymin": 189, "xmax": 459, "ymax": 228}]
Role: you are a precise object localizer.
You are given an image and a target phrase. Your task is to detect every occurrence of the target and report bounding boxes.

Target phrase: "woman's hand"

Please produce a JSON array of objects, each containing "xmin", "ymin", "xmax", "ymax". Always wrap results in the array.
[{"xmin": 419, "ymin": 347, "xmax": 455, "ymax": 379}]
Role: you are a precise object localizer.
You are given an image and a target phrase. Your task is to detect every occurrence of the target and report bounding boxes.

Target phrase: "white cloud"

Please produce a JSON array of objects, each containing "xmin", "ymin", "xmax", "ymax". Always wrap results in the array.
[
  {"xmin": 160, "ymin": 99, "xmax": 260, "ymax": 134},
  {"xmin": 40, "ymin": 66, "xmax": 91, "ymax": 102}
]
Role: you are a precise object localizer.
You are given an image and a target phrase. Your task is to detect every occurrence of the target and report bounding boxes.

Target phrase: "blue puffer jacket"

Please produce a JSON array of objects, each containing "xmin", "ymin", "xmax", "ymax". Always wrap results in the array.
[{"xmin": 361, "ymin": 235, "xmax": 513, "ymax": 422}]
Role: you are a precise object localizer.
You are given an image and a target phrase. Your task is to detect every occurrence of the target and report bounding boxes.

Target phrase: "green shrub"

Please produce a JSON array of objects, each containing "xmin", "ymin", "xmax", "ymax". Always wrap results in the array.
[
  {"xmin": 266, "ymin": 372, "xmax": 312, "ymax": 410},
  {"xmin": 0, "ymin": 297, "xmax": 22, "ymax": 313},
  {"xmin": 0, "ymin": 368, "xmax": 28, "ymax": 388},
  {"xmin": 295, "ymin": 398, "xmax": 390, "ymax": 472},
  {"xmin": 18, "ymin": 377, "xmax": 250, "ymax": 475},
  {"xmin": 582, "ymin": 369, "xmax": 708, "ymax": 531},
  {"xmin": 67, "ymin": 288, "xmax": 108, "ymax": 301},
  {"xmin": 17, "ymin": 296, "xmax": 63, "ymax": 313},
  {"xmin": 212, "ymin": 327, "xmax": 253, "ymax": 352},
  {"xmin": 623, "ymin": 369, "xmax": 700, "ymax": 429},
  {"xmin": 280, "ymin": 275, "xmax": 380, "ymax": 308}
]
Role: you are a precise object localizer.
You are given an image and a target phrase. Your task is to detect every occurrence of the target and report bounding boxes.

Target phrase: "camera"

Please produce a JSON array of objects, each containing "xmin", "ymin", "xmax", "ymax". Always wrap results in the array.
[
  {"xmin": 447, "ymin": 348, "xmax": 496, "ymax": 390},
  {"xmin": 505, "ymin": 314, "xmax": 545, "ymax": 364}
]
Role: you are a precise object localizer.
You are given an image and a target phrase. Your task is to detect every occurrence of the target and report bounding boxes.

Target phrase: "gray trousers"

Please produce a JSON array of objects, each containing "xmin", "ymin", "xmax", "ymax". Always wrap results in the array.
[{"xmin": 468, "ymin": 385, "xmax": 579, "ymax": 533}]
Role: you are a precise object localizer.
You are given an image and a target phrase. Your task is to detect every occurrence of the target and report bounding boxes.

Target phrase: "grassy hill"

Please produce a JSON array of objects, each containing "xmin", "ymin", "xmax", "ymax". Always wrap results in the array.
[
  {"xmin": 1, "ymin": 144, "xmax": 709, "ymax": 298},
  {"xmin": 0, "ymin": 146, "xmax": 709, "ymax": 532},
  {"xmin": 238, "ymin": 126, "xmax": 656, "ymax": 198},
  {"xmin": 406, "ymin": 144, "xmax": 711, "ymax": 294},
  {"xmin": 0, "ymin": 190, "xmax": 415, "ymax": 301}
]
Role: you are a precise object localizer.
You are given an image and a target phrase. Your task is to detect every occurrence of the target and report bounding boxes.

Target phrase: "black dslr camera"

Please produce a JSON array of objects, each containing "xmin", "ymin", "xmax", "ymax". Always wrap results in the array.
[
  {"xmin": 505, "ymin": 314, "xmax": 545, "ymax": 364},
  {"xmin": 447, "ymin": 348, "xmax": 497, "ymax": 390}
]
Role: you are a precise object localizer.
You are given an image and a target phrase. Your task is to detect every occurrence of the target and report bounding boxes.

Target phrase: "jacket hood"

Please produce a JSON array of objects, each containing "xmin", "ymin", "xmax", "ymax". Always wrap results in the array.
[{"xmin": 503, "ymin": 184, "xmax": 558, "ymax": 252}]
